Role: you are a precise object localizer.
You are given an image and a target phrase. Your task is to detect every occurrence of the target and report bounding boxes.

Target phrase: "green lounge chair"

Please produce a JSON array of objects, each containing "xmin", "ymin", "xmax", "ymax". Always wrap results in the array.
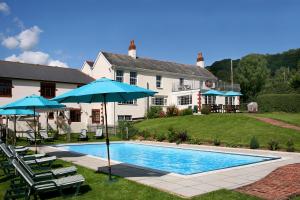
[
  {"xmin": 7, "ymin": 145, "xmax": 45, "ymax": 160},
  {"xmin": 0, "ymin": 144, "xmax": 56, "ymax": 168},
  {"xmin": 12, "ymin": 159, "xmax": 84, "ymax": 199},
  {"xmin": 25, "ymin": 130, "xmax": 41, "ymax": 144},
  {"xmin": 15, "ymin": 153, "xmax": 77, "ymax": 180}
]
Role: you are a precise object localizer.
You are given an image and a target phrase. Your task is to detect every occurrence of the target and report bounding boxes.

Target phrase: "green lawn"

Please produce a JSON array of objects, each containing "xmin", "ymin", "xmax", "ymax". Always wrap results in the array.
[
  {"xmin": 254, "ymin": 112, "xmax": 300, "ymax": 126},
  {"xmin": 134, "ymin": 114, "xmax": 300, "ymax": 150},
  {"xmin": 0, "ymin": 159, "xmax": 260, "ymax": 200}
]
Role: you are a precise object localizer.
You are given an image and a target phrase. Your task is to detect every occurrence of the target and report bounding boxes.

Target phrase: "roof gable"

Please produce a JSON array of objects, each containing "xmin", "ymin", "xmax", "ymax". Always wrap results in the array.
[{"xmin": 102, "ymin": 52, "xmax": 217, "ymax": 79}]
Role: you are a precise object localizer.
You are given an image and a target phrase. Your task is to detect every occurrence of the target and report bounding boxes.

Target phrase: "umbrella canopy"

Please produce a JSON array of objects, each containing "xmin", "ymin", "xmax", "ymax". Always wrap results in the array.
[
  {"xmin": 202, "ymin": 89, "xmax": 224, "ymax": 96},
  {"xmin": 0, "ymin": 109, "xmax": 37, "ymax": 116},
  {"xmin": 52, "ymin": 77, "xmax": 156, "ymax": 180},
  {"xmin": 1, "ymin": 95, "xmax": 65, "ymax": 152},
  {"xmin": 53, "ymin": 77, "xmax": 156, "ymax": 103},
  {"xmin": 1, "ymin": 94, "xmax": 65, "ymax": 110},
  {"xmin": 223, "ymin": 91, "xmax": 242, "ymax": 96}
]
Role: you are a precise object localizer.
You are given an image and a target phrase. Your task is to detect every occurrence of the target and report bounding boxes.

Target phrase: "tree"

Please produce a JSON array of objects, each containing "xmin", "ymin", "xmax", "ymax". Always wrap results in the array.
[
  {"xmin": 235, "ymin": 54, "xmax": 270, "ymax": 101},
  {"xmin": 289, "ymin": 71, "xmax": 300, "ymax": 91}
]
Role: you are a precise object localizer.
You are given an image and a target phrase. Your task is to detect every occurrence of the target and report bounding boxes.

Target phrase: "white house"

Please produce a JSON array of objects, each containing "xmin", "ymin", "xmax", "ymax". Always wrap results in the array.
[
  {"xmin": 81, "ymin": 40, "xmax": 240, "ymax": 126},
  {"xmin": 0, "ymin": 61, "xmax": 95, "ymax": 133}
]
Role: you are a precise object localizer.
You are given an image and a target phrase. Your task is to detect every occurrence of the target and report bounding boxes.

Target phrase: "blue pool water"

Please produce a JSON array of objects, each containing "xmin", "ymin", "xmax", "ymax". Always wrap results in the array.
[{"xmin": 60, "ymin": 143, "xmax": 277, "ymax": 175}]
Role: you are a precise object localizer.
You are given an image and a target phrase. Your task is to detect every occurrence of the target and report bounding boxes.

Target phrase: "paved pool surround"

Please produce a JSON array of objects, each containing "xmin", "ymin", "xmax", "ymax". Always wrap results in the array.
[{"xmin": 38, "ymin": 141, "xmax": 300, "ymax": 198}]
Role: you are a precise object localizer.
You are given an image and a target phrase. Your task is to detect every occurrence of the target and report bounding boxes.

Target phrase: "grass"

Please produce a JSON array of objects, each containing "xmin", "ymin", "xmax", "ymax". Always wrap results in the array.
[
  {"xmin": 0, "ymin": 159, "xmax": 261, "ymax": 200},
  {"xmin": 254, "ymin": 112, "xmax": 300, "ymax": 126},
  {"xmin": 134, "ymin": 114, "xmax": 300, "ymax": 151}
]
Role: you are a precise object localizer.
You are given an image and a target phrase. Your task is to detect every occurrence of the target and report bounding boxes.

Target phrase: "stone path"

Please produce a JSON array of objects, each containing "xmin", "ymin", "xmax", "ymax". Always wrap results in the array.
[
  {"xmin": 236, "ymin": 163, "xmax": 300, "ymax": 200},
  {"xmin": 253, "ymin": 116, "xmax": 300, "ymax": 131}
]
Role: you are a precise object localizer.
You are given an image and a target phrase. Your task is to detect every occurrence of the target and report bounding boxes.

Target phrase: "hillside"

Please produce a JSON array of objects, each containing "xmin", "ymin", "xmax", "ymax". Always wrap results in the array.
[{"xmin": 207, "ymin": 48, "xmax": 300, "ymax": 82}]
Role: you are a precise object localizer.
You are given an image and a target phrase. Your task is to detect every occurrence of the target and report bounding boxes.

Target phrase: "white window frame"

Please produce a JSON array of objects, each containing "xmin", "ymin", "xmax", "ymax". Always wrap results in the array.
[
  {"xmin": 130, "ymin": 71, "xmax": 137, "ymax": 85},
  {"xmin": 156, "ymin": 75, "xmax": 162, "ymax": 88},
  {"xmin": 116, "ymin": 70, "xmax": 124, "ymax": 82},
  {"xmin": 118, "ymin": 115, "xmax": 132, "ymax": 121},
  {"xmin": 178, "ymin": 95, "xmax": 192, "ymax": 105},
  {"xmin": 118, "ymin": 99, "xmax": 137, "ymax": 105},
  {"xmin": 151, "ymin": 96, "xmax": 167, "ymax": 106}
]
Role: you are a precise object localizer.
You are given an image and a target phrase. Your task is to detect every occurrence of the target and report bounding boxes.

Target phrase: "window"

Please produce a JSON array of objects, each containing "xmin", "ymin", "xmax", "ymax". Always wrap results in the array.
[
  {"xmin": 205, "ymin": 96, "xmax": 216, "ymax": 105},
  {"xmin": 226, "ymin": 97, "xmax": 235, "ymax": 105},
  {"xmin": 70, "ymin": 109, "xmax": 81, "ymax": 122},
  {"xmin": 179, "ymin": 78, "xmax": 184, "ymax": 86},
  {"xmin": 118, "ymin": 99, "xmax": 137, "ymax": 105},
  {"xmin": 130, "ymin": 72, "xmax": 137, "ymax": 85},
  {"xmin": 116, "ymin": 70, "xmax": 124, "ymax": 82},
  {"xmin": 92, "ymin": 109, "xmax": 100, "ymax": 123},
  {"xmin": 151, "ymin": 96, "xmax": 167, "ymax": 106},
  {"xmin": 156, "ymin": 75, "xmax": 162, "ymax": 88},
  {"xmin": 118, "ymin": 115, "xmax": 132, "ymax": 121},
  {"xmin": 178, "ymin": 95, "xmax": 192, "ymax": 105},
  {"xmin": 40, "ymin": 82, "xmax": 56, "ymax": 98},
  {"xmin": 0, "ymin": 79, "xmax": 12, "ymax": 97},
  {"xmin": 48, "ymin": 112, "xmax": 54, "ymax": 120}
]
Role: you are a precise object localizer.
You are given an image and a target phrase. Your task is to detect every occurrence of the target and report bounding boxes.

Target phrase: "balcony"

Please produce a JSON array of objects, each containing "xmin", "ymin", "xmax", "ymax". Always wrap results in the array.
[{"xmin": 172, "ymin": 80, "xmax": 241, "ymax": 92}]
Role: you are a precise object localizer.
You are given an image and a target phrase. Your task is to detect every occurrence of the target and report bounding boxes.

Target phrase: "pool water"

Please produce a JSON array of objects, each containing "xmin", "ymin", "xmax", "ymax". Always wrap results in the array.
[{"xmin": 60, "ymin": 143, "xmax": 277, "ymax": 175}]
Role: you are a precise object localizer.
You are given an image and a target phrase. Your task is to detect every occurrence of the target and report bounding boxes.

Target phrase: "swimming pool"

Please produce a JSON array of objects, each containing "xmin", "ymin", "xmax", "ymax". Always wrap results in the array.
[{"xmin": 59, "ymin": 143, "xmax": 278, "ymax": 175}]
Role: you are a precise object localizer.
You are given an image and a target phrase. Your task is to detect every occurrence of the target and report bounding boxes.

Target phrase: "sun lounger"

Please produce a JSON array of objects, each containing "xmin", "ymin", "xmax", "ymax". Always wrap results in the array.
[
  {"xmin": 25, "ymin": 130, "xmax": 41, "ymax": 144},
  {"xmin": 7, "ymin": 145, "xmax": 45, "ymax": 160},
  {"xmin": 94, "ymin": 128, "xmax": 103, "ymax": 139},
  {"xmin": 39, "ymin": 129, "xmax": 54, "ymax": 141},
  {"xmin": 15, "ymin": 153, "xmax": 77, "ymax": 180},
  {"xmin": 78, "ymin": 129, "xmax": 88, "ymax": 141},
  {"xmin": 12, "ymin": 159, "xmax": 84, "ymax": 198},
  {"xmin": 0, "ymin": 143, "xmax": 56, "ymax": 168}
]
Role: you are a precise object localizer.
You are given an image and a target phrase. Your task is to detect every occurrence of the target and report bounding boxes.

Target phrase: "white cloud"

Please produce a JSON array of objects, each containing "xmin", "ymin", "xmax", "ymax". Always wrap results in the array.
[
  {"xmin": 5, "ymin": 51, "xmax": 69, "ymax": 68},
  {"xmin": 48, "ymin": 60, "xmax": 69, "ymax": 68},
  {"xmin": 18, "ymin": 26, "xmax": 42, "ymax": 50},
  {"xmin": 1, "ymin": 36, "xmax": 19, "ymax": 49},
  {"xmin": 0, "ymin": 2, "xmax": 9, "ymax": 15},
  {"xmin": 1, "ymin": 26, "xmax": 42, "ymax": 50}
]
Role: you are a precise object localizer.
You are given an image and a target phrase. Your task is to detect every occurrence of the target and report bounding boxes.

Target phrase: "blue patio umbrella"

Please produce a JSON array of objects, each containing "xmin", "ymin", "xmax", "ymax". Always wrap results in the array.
[
  {"xmin": 223, "ymin": 91, "xmax": 243, "ymax": 96},
  {"xmin": 202, "ymin": 89, "xmax": 224, "ymax": 96},
  {"xmin": 53, "ymin": 77, "xmax": 156, "ymax": 180},
  {"xmin": 0, "ymin": 109, "xmax": 37, "ymax": 145},
  {"xmin": 1, "ymin": 95, "xmax": 65, "ymax": 152}
]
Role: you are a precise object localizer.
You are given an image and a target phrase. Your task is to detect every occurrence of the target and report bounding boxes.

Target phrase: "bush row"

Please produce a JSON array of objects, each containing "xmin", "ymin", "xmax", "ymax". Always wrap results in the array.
[
  {"xmin": 146, "ymin": 105, "xmax": 193, "ymax": 119},
  {"xmin": 257, "ymin": 94, "xmax": 300, "ymax": 112}
]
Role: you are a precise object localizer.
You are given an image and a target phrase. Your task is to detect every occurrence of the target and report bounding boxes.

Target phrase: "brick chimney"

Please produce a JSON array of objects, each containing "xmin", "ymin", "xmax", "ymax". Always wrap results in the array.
[
  {"xmin": 128, "ymin": 40, "xmax": 136, "ymax": 59},
  {"xmin": 196, "ymin": 52, "xmax": 205, "ymax": 68}
]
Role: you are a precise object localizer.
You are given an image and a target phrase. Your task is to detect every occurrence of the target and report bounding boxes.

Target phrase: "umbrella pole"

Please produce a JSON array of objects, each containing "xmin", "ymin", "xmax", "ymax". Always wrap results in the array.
[
  {"xmin": 104, "ymin": 95, "xmax": 112, "ymax": 180},
  {"xmin": 5, "ymin": 117, "xmax": 8, "ymax": 144},
  {"xmin": 34, "ymin": 107, "xmax": 37, "ymax": 154},
  {"xmin": 14, "ymin": 115, "xmax": 16, "ymax": 146}
]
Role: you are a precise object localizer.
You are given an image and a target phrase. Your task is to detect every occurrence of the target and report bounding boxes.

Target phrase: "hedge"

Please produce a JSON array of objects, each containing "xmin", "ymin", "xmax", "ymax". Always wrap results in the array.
[{"xmin": 257, "ymin": 94, "xmax": 300, "ymax": 112}]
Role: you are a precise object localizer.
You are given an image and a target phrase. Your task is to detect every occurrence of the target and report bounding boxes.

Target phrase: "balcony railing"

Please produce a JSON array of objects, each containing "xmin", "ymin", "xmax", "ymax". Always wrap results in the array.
[{"xmin": 172, "ymin": 81, "xmax": 241, "ymax": 92}]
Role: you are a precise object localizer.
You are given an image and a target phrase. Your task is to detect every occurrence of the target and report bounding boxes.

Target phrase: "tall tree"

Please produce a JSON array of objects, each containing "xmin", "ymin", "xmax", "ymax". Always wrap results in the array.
[{"xmin": 235, "ymin": 54, "xmax": 269, "ymax": 101}]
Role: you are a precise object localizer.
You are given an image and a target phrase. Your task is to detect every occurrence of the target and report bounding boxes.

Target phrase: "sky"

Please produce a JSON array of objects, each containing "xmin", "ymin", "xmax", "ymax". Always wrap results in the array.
[{"xmin": 0, "ymin": 0, "xmax": 300, "ymax": 69}]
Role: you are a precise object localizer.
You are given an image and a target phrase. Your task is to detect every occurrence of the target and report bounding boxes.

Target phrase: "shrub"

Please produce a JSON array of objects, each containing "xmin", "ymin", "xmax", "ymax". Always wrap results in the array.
[
  {"xmin": 201, "ymin": 107, "xmax": 211, "ymax": 115},
  {"xmin": 167, "ymin": 127, "xmax": 177, "ymax": 142},
  {"xmin": 166, "ymin": 105, "xmax": 180, "ymax": 117},
  {"xmin": 147, "ymin": 106, "xmax": 162, "ymax": 119},
  {"xmin": 213, "ymin": 137, "xmax": 221, "ymax": 146},
  {"xmin": 180, "ymin": 108, "xmax": 193, "ymax": 116},
  {"xmin": 155, "ymin": 132, "xmax": 166, "ymax": 142},
  {"xmin": 257, "ymin": 94, "xmax": 300, "ymax": 112},
  {"xmin": 138, "ymin": 129, "xmax": 151, "ymax": 139},
  {"xmin": 118, "ymin": 120, "xmax": 138, "ymax": 139},
  {"xmin": 177, "ymin": 130, "xmax": 189, "ymax": 142},
  {"xmin": 159, "ymin": 110, "xmax": 166, "ymax": 118},
  {"xmin": 268, "ymin": 139, "xmax": 279, "ymax": 150},
  {"xmin": 189, "ymin": 137, "xmax": 202, "ymax": 145},
  {"xmin": 286, "ymin": 139, "xmax": 295, "ymax": 152},
  {"xmin": 250, "ymin": 136, "xmax": 260, "ymax": 149}
]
